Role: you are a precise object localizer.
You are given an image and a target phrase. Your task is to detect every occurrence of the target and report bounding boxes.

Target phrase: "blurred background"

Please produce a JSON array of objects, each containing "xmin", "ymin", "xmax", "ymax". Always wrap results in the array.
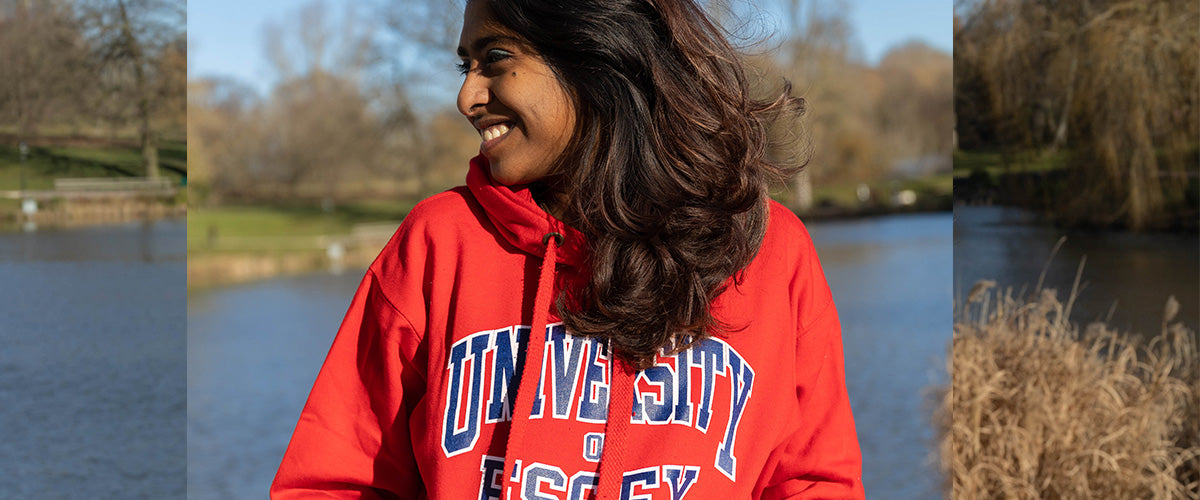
[
  {"xmin": 187, "ymin": 0, "xmax": 952, "ymax": 498},
  {"xmin": 948, "ymin": 1, "xmax": 1198, "ymax": 496},
  {"xmin": 0, "ymin": 0, "xmax": 186, "ymax": 497},
  {"xmin": 952, "ymin": 0, "xmax": 1198, "ymax": 337}
]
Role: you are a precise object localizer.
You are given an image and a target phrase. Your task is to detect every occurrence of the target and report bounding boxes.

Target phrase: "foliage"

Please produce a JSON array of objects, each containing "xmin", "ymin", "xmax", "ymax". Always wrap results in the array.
[
  {"xmin": 189, "ymin": 0, "xmax": 952, "ymax": 209},
  {"xmin": 940, "ymin": 281, "xmax": 1199, "ymax": 498},
  {"xmin": 955, "ymin": 0, "xmax": 1200, "ymax": 230},
  {"xmin": 187, "ymin": 1, "xmax": 477, "ymax": 206},
  {"xmin": 748, "ymin": 1, "xmax": 953, "ymax": 207}
]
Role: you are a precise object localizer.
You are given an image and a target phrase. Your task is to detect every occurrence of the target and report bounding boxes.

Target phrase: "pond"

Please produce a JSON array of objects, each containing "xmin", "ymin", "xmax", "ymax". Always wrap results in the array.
[{"xmin": 0, "ymin": 220, "xmax": 186, "ymax": 498}]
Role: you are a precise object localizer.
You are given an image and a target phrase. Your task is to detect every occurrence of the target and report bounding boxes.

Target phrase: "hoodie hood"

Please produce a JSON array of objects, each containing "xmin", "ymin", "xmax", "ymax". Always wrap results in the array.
[{"xmin": 466, "ymin": 155, "xmax": 588, "ymax": 269}]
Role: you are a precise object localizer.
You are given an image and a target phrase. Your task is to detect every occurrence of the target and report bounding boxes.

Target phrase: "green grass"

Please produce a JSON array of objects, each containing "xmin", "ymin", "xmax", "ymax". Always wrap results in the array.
[
  {"xmin": 188, "ymin": 199, "xmax": 416, "ymax": 253},
  {"xmin": 0, "ymin": 141, "xmax": 187, "ymax": 190},
  {"xmin": 952, "ymin": 149, "xmax": 1070, "ymax": 178}
]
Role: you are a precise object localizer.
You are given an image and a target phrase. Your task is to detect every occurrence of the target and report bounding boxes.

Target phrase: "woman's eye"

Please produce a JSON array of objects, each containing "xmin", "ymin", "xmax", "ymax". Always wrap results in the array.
[
  {"xmin": 455, "ymin": 60, "xmax": 471, "ymax": 75},
  {"xmin": 484, "ymin": 48, "xmax": 512, "ymax": 65}
]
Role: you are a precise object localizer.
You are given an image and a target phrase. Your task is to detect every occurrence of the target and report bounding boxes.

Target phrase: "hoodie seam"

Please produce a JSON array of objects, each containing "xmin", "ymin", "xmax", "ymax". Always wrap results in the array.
[
  {"xmin": 367, "ymin": 267, "xmax": 424, "ymax": 348},
  {"xmin": 796, "ymin": 298, "xmax": 835, "ymax": 340}
]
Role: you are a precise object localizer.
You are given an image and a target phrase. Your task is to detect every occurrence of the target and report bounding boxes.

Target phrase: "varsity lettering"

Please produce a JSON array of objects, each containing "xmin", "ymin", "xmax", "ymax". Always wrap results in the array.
[{"xmin": 443, "ymin": 324, "xmax": 755, "ymax": 481}]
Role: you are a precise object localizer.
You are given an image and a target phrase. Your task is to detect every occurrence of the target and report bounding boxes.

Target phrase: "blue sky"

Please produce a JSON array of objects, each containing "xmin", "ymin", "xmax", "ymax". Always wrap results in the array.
[{"xmin": 189, "ymin": 0, "xmax": 951, "ymax": 98}]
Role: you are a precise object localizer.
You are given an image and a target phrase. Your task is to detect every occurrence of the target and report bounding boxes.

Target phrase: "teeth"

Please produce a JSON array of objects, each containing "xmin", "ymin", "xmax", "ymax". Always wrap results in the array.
[{"xmin": 481, "ymin": 123, "xmax": 511, "ymax": 142}]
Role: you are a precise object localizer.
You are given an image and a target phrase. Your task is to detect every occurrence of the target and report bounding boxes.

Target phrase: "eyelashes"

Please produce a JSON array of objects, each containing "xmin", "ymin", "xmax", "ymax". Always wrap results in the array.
[{"xmin": 457, "ymin": 49, "xmax": 514, "ymax": 76}]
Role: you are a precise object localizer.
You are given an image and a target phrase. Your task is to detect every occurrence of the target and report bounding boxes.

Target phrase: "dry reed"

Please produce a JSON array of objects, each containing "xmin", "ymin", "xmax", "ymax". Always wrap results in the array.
[{"xmin": 939, "ymin": 281, "xmax": 1199, "ymax": 499}]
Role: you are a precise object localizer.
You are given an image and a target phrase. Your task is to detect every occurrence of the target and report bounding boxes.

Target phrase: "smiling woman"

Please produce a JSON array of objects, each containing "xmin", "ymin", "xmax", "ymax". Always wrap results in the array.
[{"xmin": 271, "ymin": 1, "xmax": 864, "ymax": 499}]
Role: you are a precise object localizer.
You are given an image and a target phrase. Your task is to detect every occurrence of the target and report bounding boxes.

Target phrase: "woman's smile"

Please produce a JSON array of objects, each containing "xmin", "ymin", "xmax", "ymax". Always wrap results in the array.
[{"xmin": 472, "ymin": 117, "xmax": 517, "ymax": 154}]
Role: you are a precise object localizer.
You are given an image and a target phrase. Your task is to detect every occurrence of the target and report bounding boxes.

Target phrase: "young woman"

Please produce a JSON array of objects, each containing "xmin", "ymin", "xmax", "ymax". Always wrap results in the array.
[{"xmin": 271, "ymin": 0, "xmax": 863, "ymax": 498}]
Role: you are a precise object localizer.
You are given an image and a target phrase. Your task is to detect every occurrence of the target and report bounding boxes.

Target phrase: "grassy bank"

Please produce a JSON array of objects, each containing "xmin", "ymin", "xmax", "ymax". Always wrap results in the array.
[
  {"xmin": 939, "ymin": 282, "xmax": 1199, "ymax": 498},
  {"xmin": 0, "ymin": 140, "xmax": 187, "ymax": 189},
  {"xmin": 187, "ymin": 200, "xmax": 414, "ymax": 289},
  {"xmin": 187, "ymin": 200, "xmax": 414, "ymax": 252},
  {"xmin": 0, "ymin": 139, "xmax": 188, "ymax": 228}
]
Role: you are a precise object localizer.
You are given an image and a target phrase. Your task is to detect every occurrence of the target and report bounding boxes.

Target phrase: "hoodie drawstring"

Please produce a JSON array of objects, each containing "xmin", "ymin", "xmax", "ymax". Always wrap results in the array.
[
  {"xmin": 500, "ymin": 231, "xmax": 634, "ymax": 500},
  {"xmin": 595, "ymin": 356, "xmax": 635, "ymax": 500},
  {"xmin": 500, "ymin": 232, "xmax": 561, "ymax": 500}
]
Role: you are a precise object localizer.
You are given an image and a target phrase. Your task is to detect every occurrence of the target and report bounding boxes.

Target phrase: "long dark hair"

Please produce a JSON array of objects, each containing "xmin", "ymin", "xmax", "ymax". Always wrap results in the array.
[{"xmin": 487, "ymin": 0, "xmax": 805, "ymax": 369}]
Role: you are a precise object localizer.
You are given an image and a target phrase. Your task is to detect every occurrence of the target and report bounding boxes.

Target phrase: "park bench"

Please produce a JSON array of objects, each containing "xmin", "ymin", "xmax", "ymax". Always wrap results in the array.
[{"xmin": 54, "ymin": 177, "xmax": 175, "ymax": 193}]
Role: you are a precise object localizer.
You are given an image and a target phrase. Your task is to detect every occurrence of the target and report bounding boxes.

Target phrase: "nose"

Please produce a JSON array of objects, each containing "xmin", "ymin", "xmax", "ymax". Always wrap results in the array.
[{"xmin": 457, "ymin": 71, "xmax": 488, "ymax": 119}]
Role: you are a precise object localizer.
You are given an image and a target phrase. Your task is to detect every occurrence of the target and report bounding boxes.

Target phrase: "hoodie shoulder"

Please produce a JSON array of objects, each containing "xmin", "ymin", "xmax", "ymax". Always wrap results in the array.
[
  {"xmin": 369, "ymin": 186, "xmax": 482, "ymax": 273},
  {"xmin": 764, "ymin": 199, "xmax": 815, "ymax": 250},
  {"xmin": 403, "ymin": 186, "xmax": 478, "ymax": 228}
]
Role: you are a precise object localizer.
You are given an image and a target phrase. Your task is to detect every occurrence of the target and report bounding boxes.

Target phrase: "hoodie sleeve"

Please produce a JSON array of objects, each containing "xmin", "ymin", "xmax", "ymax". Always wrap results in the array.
[
  {"xmin": 270, "ymin": 268, "xmax": 427, "ymax": 499},
  {"xmin": 754, "ymin": 210, "xmax": 865, "ymax": 499},
  {"xmin": 759, "ymin": 301, "xmax": 865, "ymax": 499}
]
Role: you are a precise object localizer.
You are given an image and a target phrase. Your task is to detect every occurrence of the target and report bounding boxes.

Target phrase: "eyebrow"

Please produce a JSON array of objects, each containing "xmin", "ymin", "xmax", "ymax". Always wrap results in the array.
[{"xmin": 456, "ymin": 34, "xmax": 523, "ymax": 58}]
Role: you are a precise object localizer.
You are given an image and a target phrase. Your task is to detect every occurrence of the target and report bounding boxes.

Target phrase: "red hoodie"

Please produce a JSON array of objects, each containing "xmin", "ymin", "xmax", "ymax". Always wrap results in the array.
[{"xmin": 271, "ymin": 156, "xmax": 864, "ymax": 499}]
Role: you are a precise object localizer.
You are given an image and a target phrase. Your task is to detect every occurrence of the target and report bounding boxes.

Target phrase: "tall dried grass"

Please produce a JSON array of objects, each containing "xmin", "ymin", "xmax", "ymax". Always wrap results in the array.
[{"xmin": 939, "ymin": 280, "xmax": 1199, "ymax": 499}]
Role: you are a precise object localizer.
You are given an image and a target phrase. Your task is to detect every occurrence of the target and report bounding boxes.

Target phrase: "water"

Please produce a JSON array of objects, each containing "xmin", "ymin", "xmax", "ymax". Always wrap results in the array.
[
  {"xmin": 187, "ymin": 272, "xmax": 363, "ymax": 499},
  {"xmin": 810, "ymin": 213, "xmax": 952, "ymax": 499},
  {"xmin": 186, "ymin": 213, "xmax": 953, "ymax": 499},
  {"xmin": 0, "ymin": 220, "xmax": 186, "ymax": 498},
  {"xmin": 954, "ymin": 205, "xmax": 1199, "ymax": 336}
]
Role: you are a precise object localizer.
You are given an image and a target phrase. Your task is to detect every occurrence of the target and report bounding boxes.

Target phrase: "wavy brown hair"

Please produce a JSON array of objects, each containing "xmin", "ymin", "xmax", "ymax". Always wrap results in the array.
[{"xmin": 485, "ymin": 0, "xmax": 806, "ymax": 369}]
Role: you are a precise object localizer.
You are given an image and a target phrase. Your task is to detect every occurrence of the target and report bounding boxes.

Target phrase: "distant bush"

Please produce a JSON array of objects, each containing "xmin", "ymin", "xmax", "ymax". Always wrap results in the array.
[{"xmin": 939, "ymin": 281, "xmax": 1199, "ymax": 499}]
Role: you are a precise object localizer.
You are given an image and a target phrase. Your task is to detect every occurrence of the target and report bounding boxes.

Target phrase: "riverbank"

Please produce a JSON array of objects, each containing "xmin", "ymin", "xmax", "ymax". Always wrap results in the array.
[
  {"xmin": 0, "ymin": 137, "xmax": 188, "ymax": 231},
  {"xmin": 0, "ymin": 197, "xmax": 185, "ymax": 231},
  {"xmin": 187, "ymin": 201, "xmax": 411, "ymax": 289},
  {"xmin": 953, "ymin": 149, "xmax": 1199, "ymax": 231},
  {"xmin": 186, "ymin": 194, "xmax": 952, "ymax": 289},
  {"xmin": 939, "ymin": 282, "xmax": 1199, "ymax": 498}
]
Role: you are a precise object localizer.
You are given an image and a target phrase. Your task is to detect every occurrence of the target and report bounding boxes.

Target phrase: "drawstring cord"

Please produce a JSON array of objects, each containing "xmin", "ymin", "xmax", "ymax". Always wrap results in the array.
[
  {"xmin": 500, "ymin": 232, "xmax": 561, "ymax": 500},
  {"xmin": 499, "ymin": 231, "xmax": 635, "ymax": 500},
  {"xmin": 596, "ymin": 356, "xmax": 635, "ymax": 500}
]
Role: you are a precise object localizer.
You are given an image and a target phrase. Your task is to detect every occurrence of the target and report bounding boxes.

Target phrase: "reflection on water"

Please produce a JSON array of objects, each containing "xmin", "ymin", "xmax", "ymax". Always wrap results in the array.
[
  {"xmin": 954, "ymin": 205, "xmax": 1199, "ymax": 336},
  {"xmin": 187, "ymin": 213, "xmax": 952, "ymax": 499},
  {"xmin": 0, "ymin": 219, "xmax": 186, "ymax": 263},
  {"xmin": 0, "ymin": 220, "xmax": 186, "ymax": 498}
]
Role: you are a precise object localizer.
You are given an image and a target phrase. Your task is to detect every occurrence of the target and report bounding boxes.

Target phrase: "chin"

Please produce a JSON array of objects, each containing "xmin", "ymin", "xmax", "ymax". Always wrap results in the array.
[{"xmin": 488, "ymin": 162, "xmax": 542, "ymax": 186}]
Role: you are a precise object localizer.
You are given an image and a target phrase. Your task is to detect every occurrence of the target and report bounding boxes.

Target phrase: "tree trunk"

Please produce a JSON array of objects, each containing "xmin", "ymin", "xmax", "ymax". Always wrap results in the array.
[
  {"xmin": 118, "ymin": 0, "xmax": 159, "ymax": 179},
  {"xmin": 794, "ymin": 169, "xmax": 813, "ymax": 211},
  {"xmin": 1050, "ymin": 54, "xmax": 1077, "ymax": 151}
]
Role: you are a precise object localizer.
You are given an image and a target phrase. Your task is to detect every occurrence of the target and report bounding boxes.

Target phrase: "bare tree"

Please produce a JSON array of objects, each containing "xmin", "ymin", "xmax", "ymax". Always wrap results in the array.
[
  {"xmin": 78, "ymin": 0, "xmax": 185, "ymax": 178},
  {"xmin": 251, "ymin": 1, "xmax": 406, "ymax": 202},
  {"xmin": 0, "ymin": 0, "xmax": 91, "ymax": 142}
]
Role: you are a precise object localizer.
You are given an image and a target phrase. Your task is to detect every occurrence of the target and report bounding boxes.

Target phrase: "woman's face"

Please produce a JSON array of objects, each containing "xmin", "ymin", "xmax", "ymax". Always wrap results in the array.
[{"xmin": 456, "ymin": 1, "xmax": 576, "ymax": 186}]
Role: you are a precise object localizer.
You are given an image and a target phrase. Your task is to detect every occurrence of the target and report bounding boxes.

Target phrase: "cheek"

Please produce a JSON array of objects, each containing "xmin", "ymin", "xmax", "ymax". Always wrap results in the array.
[{"xmin": 534, "ymin": 89, "xmax": 575, "ymax": 151}]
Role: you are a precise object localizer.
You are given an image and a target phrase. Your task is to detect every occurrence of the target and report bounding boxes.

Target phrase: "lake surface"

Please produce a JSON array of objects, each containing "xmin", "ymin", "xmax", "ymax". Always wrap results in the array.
[
  {"xmin": 954, "ymin": 205, "xmax": 1199, "ymax": 337},
  {"xmin": 187, "ymin": 212, "xmax": 953, "ymax": 499},
  {"xmin": 0, "ymin": 220, "xmax": 186, "ymax": 498}
]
